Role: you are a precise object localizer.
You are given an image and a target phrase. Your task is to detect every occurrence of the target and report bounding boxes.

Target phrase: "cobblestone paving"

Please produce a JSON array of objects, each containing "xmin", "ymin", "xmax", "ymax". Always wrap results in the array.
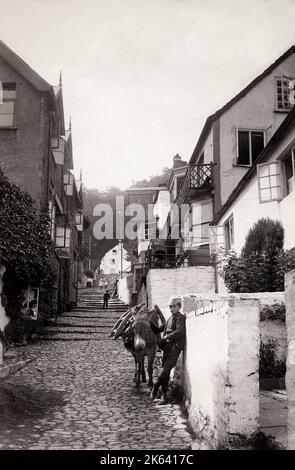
[{"xmin": 0, "ymin": 334, "xmax": 193, "ymax": 449}]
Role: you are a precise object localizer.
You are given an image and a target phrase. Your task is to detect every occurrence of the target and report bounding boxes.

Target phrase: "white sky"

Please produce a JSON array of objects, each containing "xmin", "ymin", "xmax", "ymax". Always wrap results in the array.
[{"xmin": 0, "ymin": 0, "xmax": 295, "ymax": 190}]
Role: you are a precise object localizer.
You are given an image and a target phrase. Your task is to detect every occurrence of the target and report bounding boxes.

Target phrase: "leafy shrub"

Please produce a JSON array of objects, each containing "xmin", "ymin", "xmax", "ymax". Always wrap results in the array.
[
  {"xmin": 242, "ymin": 218, "xmax": 284, "ymax": 257},
  {"xmin": 218, "ymin": 218, "xmax": 295, "ymax": 292},
  {"xmin": 0, "ymin": 166, "xmax": 57, "ymax": 339},
  {"xmin": 260, "ymin": 303, "xmax": 286, "ymax": 322},
  {"xmin": 259, "ymin": 338, "xmax": 286, "ymax": 378}
]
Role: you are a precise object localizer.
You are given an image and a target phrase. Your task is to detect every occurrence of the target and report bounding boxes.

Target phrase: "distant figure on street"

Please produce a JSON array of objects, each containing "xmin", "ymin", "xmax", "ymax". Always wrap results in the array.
[
  {"xmin": 103, "ymin": 290, "xmax": 110, "ymax": 309},
  {"xmin": 99, "ymin": 279, "xmax": 103, "ymax": 290},
  {"xmin": 104, "ymin": 280, "xmax": 108, "ymax": 289}
]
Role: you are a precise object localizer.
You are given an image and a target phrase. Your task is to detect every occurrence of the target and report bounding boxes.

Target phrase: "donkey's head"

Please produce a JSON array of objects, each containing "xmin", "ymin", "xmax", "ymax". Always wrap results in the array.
[{"xmin": 132, "ymin": 304, "xmax": 156, "ymax": 323}]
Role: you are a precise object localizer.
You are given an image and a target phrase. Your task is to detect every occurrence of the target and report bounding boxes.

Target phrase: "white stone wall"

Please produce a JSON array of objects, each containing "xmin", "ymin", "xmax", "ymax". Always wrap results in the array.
[
  {"xmin": 117, "ymin": 274, "xmax": 133, "ymax": 305},
  {"xmin": 182, "ymin": 294, "xmax": 260, "ymax": 448},
  {"xmin": 146, "ymin": 266, "xmax": 215, "ymax": 318},
  {"xmin": 285, "ymin": 269, "xmax": 295, "ymax": 450}
]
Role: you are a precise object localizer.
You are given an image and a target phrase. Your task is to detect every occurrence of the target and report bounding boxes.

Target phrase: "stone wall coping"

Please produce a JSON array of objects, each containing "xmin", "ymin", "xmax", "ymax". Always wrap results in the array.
[
  {"xmin": 182, "ymin": 292, "xmax": 284, "ymax": 299},
  {"xmin": 184, "ymin": 295, "xmax": 260, "ymax": 319}
]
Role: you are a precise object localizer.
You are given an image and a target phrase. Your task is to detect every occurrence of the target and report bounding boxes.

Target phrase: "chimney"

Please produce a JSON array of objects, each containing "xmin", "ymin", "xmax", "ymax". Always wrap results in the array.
[{"xmin": 173, "ymin": 154, "xmax": 187, "ymax": 169}]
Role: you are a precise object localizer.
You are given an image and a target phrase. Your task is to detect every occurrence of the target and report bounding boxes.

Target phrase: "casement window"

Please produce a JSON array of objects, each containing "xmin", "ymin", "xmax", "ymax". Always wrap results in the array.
[
  {"xmin": 284, "ymin": 148, "xmax": 295, "ymax": 195},
  {"xmin": 52, "ymin": 137, "xmax": 65, "ymax": 165},
  {"xmin": 257, "ymin": 162, "xmax": 283, "ymax": 203},
  {"xmin": 183, "ymin": 209, "xmax": 192, "ymax": 248},
  {"xmin": 209, "ymin": 225, "xmax": 225, "ymax": 255},
  {"xmin": 112, "ymin": 249, "xmax": 117, "ymax": 254},
  {"xmin": 276, "ymin": 76, "xmax": 295, "ymax": 111},
  {"xmin": 144, "ymin": 221, "xmax": 157, "ymax": 240},
  {"xmin": 55, "ymin": 226, "xmax": 71, "ymax": 248},
  {"xmin": 0, "ymin": 82, "xmax": 16, "ymax": 127},
  {"xmin": 209, "ymin": 217, "xmax": 234, "ymax": 254},
  {"xmin": 64, "ymin": 171, "xmax": 74, "ymax": 196},
  {"xmin": 237, "ymin": 129, "xmax": 265, "ymax": 166},
  {"xmin": 189, "ymin": 201, "xmax": 213, "ymax": 247},
  {"xmin": 48, "ymin": 201, "xmax": 56, "ymax": 241},
  {"xmin": 224, "ymin": 215, "xmax": 234, "ymax": 251}
]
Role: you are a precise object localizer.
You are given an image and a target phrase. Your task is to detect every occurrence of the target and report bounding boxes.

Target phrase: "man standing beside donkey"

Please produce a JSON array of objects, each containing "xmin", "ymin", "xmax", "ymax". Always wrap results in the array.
[{"xmin": 151, "ymin": 297, "xmax": 186, "ymax": 405}]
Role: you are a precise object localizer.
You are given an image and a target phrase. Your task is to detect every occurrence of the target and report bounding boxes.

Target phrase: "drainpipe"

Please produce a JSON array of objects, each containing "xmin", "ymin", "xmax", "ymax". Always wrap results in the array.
[{"xmin": 213, "ymin": 253, "xmax": 218, "ymax": 293}]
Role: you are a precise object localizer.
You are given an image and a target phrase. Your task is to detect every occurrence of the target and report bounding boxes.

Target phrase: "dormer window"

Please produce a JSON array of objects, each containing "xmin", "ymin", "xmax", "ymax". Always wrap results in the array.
[
  {"xmin": 276, "ymin": 76, "xmax": 295, "ymax": 111},
  {"xmin": 0, "ymin": 82, "xmax": 16, "ymax": 127}
]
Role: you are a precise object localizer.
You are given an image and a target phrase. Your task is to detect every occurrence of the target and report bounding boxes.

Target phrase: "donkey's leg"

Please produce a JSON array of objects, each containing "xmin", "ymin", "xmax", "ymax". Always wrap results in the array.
[
  {"xmin": 147, "ymin": 350, "xmax": 156, "ymax": 389},
  {"xmin": 133, "ymin": 360, "xmax": 137, "ymax": 383},
  {"xmin": 141, "ymin": 356, "xmax": 147, "ymax": 383},
  {"xmin": 134, "ymin": 355, "xmax": 139, "ymax": 384},
  {"xmin": 135, "ymin": 353, "xmax": 142, "ymax": 388}
]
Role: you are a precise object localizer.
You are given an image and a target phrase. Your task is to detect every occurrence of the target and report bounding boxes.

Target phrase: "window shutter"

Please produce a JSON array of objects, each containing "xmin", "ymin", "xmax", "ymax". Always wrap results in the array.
[
  {"xmin": 52, "ymin": 138, "xmax": 65, "ymax": 165},
  {"xmin": 257, "ymin": 162, "xmax": 282, "ymax": 203}
]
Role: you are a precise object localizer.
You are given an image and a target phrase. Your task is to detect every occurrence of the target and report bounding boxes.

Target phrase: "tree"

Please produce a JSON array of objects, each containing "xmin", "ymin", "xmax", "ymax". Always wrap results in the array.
[
  {"xmin": 219, "ymin": 218, "xmax": 295, "ymax": 293},
  {"xmin": 242, "ymin": 218, "xmax": 284, "ymax": 257}
]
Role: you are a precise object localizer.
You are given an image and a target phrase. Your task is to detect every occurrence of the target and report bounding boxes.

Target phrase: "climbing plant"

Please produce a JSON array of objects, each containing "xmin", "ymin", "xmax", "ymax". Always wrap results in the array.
[{"xmin": 0, "ymin": 165, "xmax": 57, "ymax": 334}]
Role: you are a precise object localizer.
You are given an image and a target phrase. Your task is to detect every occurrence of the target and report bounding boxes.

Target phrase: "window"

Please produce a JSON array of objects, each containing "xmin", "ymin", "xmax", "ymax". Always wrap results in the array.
[
  {"xmin": 237, "ymin": 130, "xmax": 264, "ymax": 166},
  {"xmin": 224, "ymin": 216, "xmax": 234, "ymax": 251},
  {"xmin": 112, "ymin": 249, "xmax": 117, "ymax": 254},
  {"xmin": 257, "ymin": 162, "xmax": 282, "ymax": 203},
  {"xmin": 144, "ymin": 221, "xmax": 157, "ymax": 240},
  {"xmin": 283, "ymin": 149, "xmax": 295, "ymax": 195},
  {"xmin": 176, "ymin": 176, "xmax": 185, "ymax": 194},
  {"xmin": 112, "ymin": 259, "xmax": 115, "ymax": 263},
  {"xmin": 0, "ymin": 82, "xmax": 16, "ymax": 127},
  {"xmin": 48, "ymin": 201, "xmax": 56, "ymax": 241},
  {"xmin": 276, "ymin": 76, "xmax": 295, "ymax": 111},
  {"xmin": 209, "ymin": 225, "xmax": 225, "ymax": 255},
  {"xmin": 186, "ymin": 200, "xmax": 213, "ymax": 247},
  {"xmin": 55, "ymin": 226, "xmax": 71, "ymax": 248}
]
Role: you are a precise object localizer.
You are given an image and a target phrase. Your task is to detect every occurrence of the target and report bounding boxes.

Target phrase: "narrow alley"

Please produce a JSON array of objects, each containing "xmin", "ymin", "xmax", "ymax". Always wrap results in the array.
[{"xmin": 0, "ymin": 289, "xmax": 193, "ymax": 450}]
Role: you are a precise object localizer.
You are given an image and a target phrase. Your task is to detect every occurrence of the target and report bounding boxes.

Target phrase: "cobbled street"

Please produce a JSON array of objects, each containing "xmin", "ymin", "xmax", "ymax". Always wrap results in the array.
[{"xmin": 0, "ymin": 290, "xmax": 193, "ymax": 450}]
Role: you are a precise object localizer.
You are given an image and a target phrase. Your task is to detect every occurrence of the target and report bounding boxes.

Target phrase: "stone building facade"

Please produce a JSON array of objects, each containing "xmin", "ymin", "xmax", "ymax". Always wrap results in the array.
[{"xmin": 0, "ymin": 40, "xmax": 83, "ymax": 310}]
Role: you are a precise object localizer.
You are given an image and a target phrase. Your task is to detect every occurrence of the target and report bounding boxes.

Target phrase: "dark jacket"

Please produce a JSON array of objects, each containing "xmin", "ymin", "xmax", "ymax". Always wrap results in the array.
[
  {"xmin": 163, "ymin": 311, "xmax": 186, "ymax": 350},
  {"xmin": 103, "ymin": 292, "xmax": 110, "ymax": 301}
]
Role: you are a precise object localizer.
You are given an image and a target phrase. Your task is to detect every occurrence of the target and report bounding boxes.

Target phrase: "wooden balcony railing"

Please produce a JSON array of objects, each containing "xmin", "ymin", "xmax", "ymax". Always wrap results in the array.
[{"xmin": 175, "ymin": 163, "xmax": 214, "ymax": 206}]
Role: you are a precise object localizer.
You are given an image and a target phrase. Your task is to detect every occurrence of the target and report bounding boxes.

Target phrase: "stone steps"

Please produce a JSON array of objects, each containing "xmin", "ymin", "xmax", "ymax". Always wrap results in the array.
[
  {"xmin": 61, "ymin": 314, "xmax": 122, "ymax": 321},
  {"xmin": 38, "ymin": 332, "xmax": 115, "ymax": 341},
  {"xmin": 74, "ymin": 305, "xmax": 128, "ymax": 311},
  {"xmin": 47, "ymin": 320, "xmax": 118, "ymax": 327},
  {"xmin": 38, "ymin": 289, "xmax": 130, "ymax": 342},
  {"xmin": 40, "ymin": 326, "xmax": 112, "ymax": 334}
]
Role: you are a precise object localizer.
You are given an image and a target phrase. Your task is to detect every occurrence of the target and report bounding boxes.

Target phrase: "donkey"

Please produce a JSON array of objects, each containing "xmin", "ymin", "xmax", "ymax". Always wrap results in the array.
[{"xmin": 125, "ymin": 306, "xmax": 161, "ymax": 388}]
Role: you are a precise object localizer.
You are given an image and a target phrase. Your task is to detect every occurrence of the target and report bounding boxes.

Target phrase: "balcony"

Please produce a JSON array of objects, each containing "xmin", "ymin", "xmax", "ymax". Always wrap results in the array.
[
  {"xmin": 142, "ymin": 239, "xmax": 184, "ymax": 276},
  {"xmin": 175, "ymin": 163, "xmax": 214, "ymax": 206}
]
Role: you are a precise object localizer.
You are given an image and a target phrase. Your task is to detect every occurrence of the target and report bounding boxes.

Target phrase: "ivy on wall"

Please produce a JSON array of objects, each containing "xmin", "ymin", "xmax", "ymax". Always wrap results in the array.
[{"xmin": 0, "ymin": 166, "xmax": 57, "ymax": 335}]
